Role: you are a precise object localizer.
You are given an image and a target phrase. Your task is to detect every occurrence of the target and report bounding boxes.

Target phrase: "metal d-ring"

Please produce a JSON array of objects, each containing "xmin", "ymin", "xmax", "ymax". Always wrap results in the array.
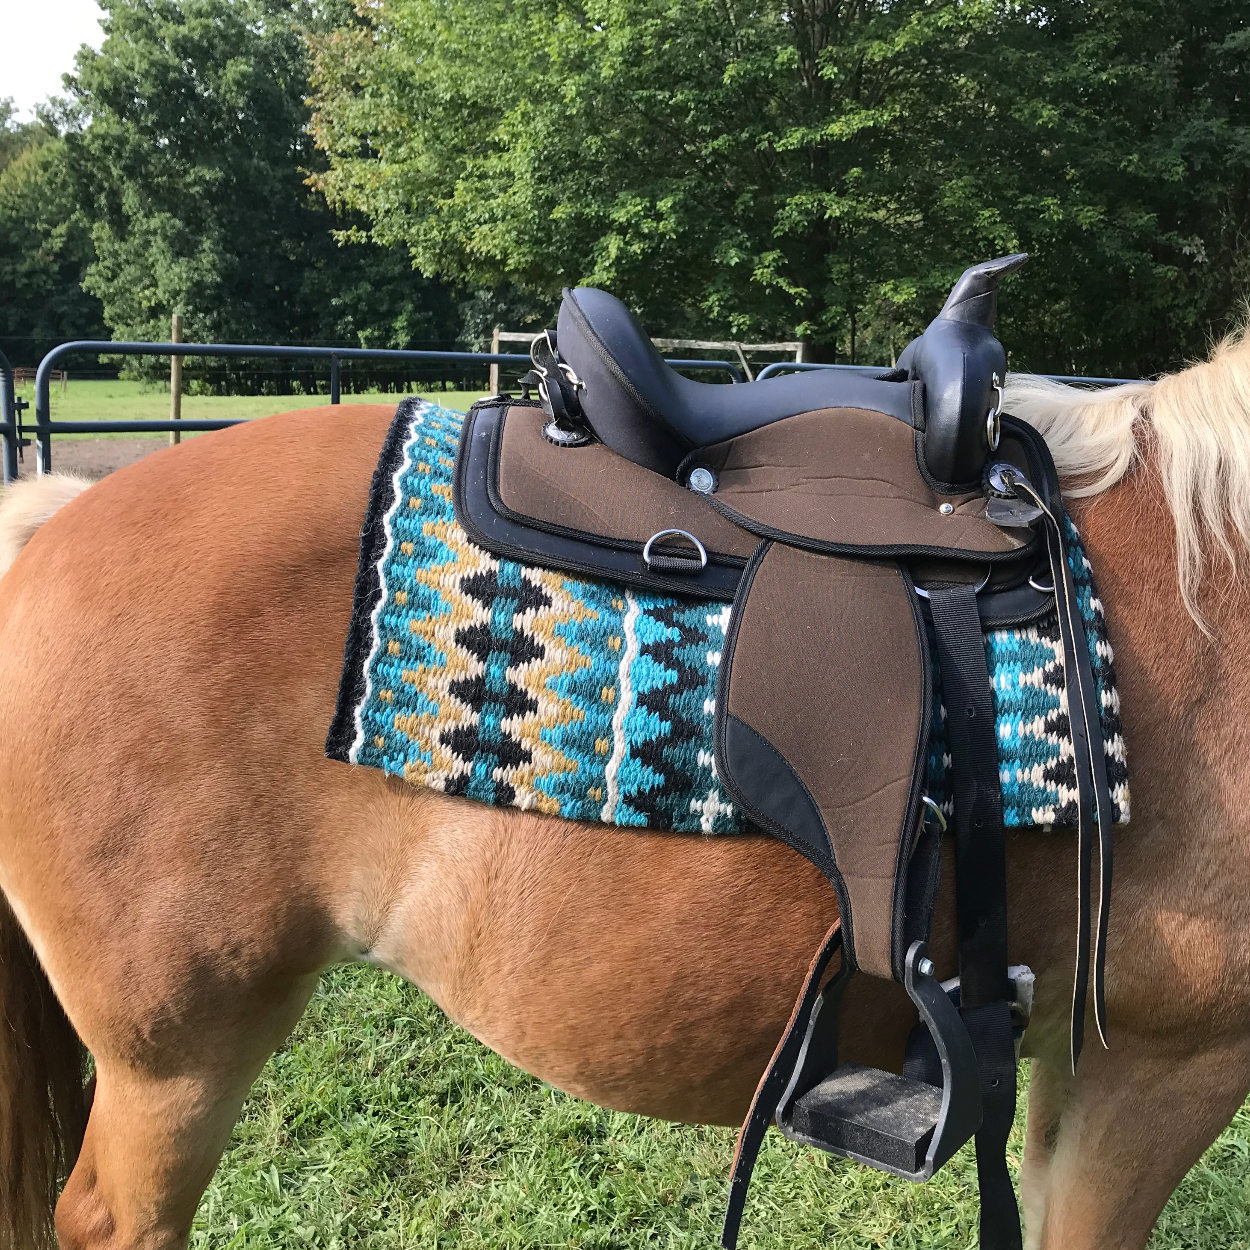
[
  {"xmin": 913, "ymin": 566, "xmax": 992, "ymax": 601},
  {"xmin": 642, "ymin": 528, "xmax": 708, "ymax": 571},
  {"xmin": 921, "ymin": 795, "xmax": 948, "ymax": 832},
  {"xmin": 986, "ymin": 371, "xmax": 1004, "ymax": 451},
  {"xmin": 530, "ymin": 330, "xmax": 584, "ymax": 397},
  {"xmin": 1028, "ymin": 574, "xmax": 1055, "ymax": 594}
]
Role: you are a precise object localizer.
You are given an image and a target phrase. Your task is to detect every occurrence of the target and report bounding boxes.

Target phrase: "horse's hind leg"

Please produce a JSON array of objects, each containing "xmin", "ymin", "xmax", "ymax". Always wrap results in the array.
[
  {"xmin": 1019, "ymin": 1055, "xmax": 1073, "ymax": 1250},
  {"xmin": 54, "ymin": 974, "xmax": 319, "ymax": 1250},
  {"xmin": 1022, "ymin": 1036, "xmax": 1250, "ymax": 1250}
]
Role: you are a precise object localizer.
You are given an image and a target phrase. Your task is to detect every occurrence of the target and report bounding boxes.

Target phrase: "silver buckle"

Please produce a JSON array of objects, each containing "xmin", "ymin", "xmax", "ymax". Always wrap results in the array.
[{"xmin": 986, "ymin": 371, "xmax": 1004, "ymax": 451}]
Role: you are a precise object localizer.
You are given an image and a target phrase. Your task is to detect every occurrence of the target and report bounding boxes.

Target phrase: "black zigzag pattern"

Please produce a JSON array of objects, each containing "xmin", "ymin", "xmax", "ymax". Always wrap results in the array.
[
  {"xmin": 627, "ymin": 602, "xmax": 708, "ymax": 828},
  {"xmin": 440, "ymin": 566, "xmax": 552, "ymax": 806}
]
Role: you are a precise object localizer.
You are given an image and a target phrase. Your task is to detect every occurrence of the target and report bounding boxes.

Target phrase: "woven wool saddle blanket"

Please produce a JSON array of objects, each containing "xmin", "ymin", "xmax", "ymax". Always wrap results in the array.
[{"xmin": 327, "ymin": 399, "xmax": 1130, "ymax": 834}]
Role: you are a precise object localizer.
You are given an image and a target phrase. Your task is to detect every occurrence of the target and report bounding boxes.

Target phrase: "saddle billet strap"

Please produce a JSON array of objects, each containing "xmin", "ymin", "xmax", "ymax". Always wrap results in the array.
[
  {"xmin": 721, "ymin": 919, "xmax": 843, "ymax": 1250},
  {"xmin": 929, "ymin": 585, "xmax": 1011, "ymax": 1007},
  {"xmin": 960, "ymin": 1001, "xmax": 1021, "ymax": 1250},
  {"xmin": 1007, "ymin": 472, "xmax": 1115, "ymax": 1067},
  {"xmin": 929, "ymin": 583, "xmax": 1021, "ymax": 1250}
]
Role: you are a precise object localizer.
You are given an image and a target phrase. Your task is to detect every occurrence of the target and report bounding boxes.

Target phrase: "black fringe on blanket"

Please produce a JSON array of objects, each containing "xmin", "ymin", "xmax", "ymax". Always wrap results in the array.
[{"xmin": 325, "ymin": 397, "xmax": 421, "ymax": 762}]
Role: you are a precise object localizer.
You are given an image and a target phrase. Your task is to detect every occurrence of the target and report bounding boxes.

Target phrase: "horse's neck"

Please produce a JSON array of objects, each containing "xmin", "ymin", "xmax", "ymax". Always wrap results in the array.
[{"xmin": 1071, "ymin": 459, "xmax": 1246, "ymax": 734}]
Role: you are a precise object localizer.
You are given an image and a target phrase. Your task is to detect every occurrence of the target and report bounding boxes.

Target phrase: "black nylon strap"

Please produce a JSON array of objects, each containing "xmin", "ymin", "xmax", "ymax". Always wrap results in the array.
[
  {"xmin": 929, "ymin": 584, "xmax": 1021, "ymax": 1250},
  {"xmin": 963, "ymin": 1000, "xmax": 1021, "ymax": 1250},
  {"xmin": 929, "ymin": 585, "xmax": 1010, "ymax": 1006}
]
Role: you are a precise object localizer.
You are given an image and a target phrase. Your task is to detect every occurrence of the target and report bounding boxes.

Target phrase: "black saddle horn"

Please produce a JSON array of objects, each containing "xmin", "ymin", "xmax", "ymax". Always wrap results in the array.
[
  {"xmin": 895, "ymin": 253, "xmax": 1029, "ymax": 488},
  {"xmin": 937, "ymin": 253, "xmax": 1029, "ymax": 329}
]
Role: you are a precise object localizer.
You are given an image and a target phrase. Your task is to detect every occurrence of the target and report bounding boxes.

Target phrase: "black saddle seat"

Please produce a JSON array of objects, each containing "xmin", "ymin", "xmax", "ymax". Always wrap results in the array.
[
  {"xmin": 553, "ymin": 254, "xmax": 1028, "ymax": 485},
  {"xmin": 556, "ymin": 287, "xmax": 913, "ymax": 478}
]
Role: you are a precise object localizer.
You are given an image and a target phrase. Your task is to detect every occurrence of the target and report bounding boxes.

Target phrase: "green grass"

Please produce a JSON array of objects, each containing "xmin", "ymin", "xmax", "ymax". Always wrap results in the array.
[
  {"xmin": 193, "ymin": 965, "xmax": 1250, "ymax": 1248},
  {"xmin": 13, "ymin": 379, "xmax": 489, "ymax": 439}
]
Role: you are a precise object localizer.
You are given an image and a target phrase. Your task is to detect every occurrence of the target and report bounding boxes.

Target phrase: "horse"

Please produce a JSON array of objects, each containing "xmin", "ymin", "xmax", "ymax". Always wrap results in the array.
[{"xmin": 1, "ymin": 324, "xmax": 1249, "ymax": 1250}]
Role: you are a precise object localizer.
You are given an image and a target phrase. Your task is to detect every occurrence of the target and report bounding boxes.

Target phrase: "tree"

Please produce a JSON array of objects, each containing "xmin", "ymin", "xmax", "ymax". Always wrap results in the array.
[
  {"xmin": 308, "ymin": 0, "xmax": 1250, "ymax": 375},
  {"xmin": 64, "ymin": 0, "xmax": 458, "ymax": 389},
  {"xmin": 0, "ymin": 99, "xmax": 52, "ymax": 174},
  {"xmin": 0, "ymin": 100, "xmax": 107, "ymax": 365}
]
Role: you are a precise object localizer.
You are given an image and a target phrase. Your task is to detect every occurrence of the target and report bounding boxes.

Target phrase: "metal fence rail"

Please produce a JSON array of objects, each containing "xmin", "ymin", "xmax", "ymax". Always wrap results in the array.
[
  {"xmin": 0, "ymin": 349, "xmax": 16, "ymax": 483},
  {"xmin": 11, "ymin": 340, "xmax": 741, "ymax": 481},
  {"xmin": 2, "ymin": 337, "xmax": 1148, "ymax": 484},
  {"xmin": 754, "ymin": 360, "xmax": 1147, "ymax": 385}
]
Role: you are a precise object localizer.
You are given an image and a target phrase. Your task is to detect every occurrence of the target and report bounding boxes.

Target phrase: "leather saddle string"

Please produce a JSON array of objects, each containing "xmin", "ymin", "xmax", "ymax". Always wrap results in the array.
[
  {"xmin": 1049, "ymin": 512, "xmax": 1116, "ymax": 1049},
  {"xmin": 532, "ymin": 335, "xmax": 583, "ymax": 426},
  {"xmin": 1009, "ymin": 477, "xmax": 1115, "ymax": 1063},
  {"xmin": 720, "ymin": 918, "xmax": 842, "ymax": 1250}
]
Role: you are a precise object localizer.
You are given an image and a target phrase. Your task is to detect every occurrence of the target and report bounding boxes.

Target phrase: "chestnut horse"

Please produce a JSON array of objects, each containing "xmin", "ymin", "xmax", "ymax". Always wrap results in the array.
[{"xmin": 2, "ymin": 329, "xmax": 1250, "ymax": 1250}]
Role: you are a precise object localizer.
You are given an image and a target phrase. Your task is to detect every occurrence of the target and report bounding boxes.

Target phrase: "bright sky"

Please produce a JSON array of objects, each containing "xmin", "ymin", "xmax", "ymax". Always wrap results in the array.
[{"xmin": 0, "ymin": 0, "xmax": 107, "ymax": 120}]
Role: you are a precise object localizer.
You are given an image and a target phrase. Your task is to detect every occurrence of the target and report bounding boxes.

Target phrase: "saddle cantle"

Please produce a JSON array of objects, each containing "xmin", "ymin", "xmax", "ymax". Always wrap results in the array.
[{"xmin": 452, "ymin": 255, "xmax": 1116, "ymax": 1250}]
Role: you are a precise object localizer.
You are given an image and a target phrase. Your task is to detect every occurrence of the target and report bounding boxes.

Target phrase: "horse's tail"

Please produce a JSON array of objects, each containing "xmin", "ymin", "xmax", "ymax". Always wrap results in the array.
[
  {"xmin": 0, "ymin": 474, "xmax": 93, "ymax": 579},
  {"xmin": 0, "ymin": 893, "xmax": 87, "ymax": 1249},
  {"xmin": 0, "ymin": 473, "xmax": 92, "ymax": 1245}
]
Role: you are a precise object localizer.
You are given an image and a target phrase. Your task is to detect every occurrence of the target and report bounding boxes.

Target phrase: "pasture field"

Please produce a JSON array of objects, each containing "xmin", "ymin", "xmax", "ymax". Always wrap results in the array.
[
  {"xmin": 192, "ymin": 964, "xmax": 1250, "ymax": 1248},
  {"xmin": 12, "ymin": 379, "xmax": 489, "ymax": 436}
]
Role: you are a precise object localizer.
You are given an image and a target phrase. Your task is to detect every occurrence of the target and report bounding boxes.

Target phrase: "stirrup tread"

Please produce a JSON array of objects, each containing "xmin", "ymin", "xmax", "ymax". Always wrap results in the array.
[{"xmin": 788, "ymin": 1062, "xmax": 943, "ymax": 1175}]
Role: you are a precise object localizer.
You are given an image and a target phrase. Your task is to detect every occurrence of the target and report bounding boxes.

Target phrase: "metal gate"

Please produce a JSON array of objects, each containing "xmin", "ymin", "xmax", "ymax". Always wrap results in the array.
[{"xmin": 0, "ymin": 338, "xmax": 742, "ymax": 483}]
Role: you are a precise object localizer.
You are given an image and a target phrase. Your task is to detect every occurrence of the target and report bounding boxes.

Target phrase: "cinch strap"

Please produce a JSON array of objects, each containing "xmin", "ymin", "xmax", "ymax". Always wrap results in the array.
[{"xmin": 930, "ymin": 583, "xmax": 1021, "ymax": 1250}]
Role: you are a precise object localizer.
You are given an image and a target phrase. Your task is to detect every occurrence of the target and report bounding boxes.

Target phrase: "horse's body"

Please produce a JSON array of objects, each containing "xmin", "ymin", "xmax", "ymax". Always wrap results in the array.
[{"xmin": 1, "ymin": 352, "xmax": 1250, "ymax": 1249}]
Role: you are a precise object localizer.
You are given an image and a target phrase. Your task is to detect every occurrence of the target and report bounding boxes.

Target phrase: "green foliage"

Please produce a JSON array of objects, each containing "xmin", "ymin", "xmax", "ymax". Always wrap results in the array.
[
  {"xmin": 60, "ymin": 0, "xmax": 457, "ymax": 389},
  {"xmin": 5, "ymin": 0, "xmax": 1248, "ymax": 378},
  {"xmin": 0, "ymin": 101, "xmax": 107, "ymax": 365},
  {"xmin": 0, "ymin": 99, "xmax": 53, "ymax": 176},
  {"xmin": 309, "ymin": 0, "xmax": 1250, "ymax": 374},
  {"xmin": 194, "ymin": 964, "xmax": 1250, "ymax": 1247}
]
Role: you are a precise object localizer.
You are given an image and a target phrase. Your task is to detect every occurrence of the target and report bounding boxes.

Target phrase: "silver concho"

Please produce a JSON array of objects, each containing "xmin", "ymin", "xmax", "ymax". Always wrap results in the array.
[
  {"xmin": 686, "ymin": 466, "xmax": 717, "ymax": 495},
  {"xmin": 542, "ymin": 421, "xmax": 592, "ymax": 448}
]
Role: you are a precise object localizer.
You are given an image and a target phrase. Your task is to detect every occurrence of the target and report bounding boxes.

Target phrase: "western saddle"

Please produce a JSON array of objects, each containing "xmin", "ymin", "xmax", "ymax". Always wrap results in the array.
[{"xmin": 452, "ymin": 255, "xmax": 1115, "ymax": 1250}]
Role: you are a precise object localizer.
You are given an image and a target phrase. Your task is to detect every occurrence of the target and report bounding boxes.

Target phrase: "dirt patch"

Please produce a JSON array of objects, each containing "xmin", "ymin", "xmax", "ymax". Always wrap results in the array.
[{"xmin": 12, "ymin": 438, "xmax": 168, "ymax": 481}]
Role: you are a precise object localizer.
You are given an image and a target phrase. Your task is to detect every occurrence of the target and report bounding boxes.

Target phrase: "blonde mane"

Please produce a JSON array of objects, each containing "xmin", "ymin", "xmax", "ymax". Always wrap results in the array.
[{"xmin": 1005, "ymin": 322, "xmax": 1250, "ymax": 624}]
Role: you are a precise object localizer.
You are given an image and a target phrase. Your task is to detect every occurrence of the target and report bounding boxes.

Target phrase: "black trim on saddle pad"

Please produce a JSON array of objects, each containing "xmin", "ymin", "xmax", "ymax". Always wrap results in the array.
[
  {"xmin": 325, "ymin": 396, "xmax": 420, "ymax": 763},
  {"xmin": 455, "ymin": 400, "xmax": 746, "ymax": 600}
]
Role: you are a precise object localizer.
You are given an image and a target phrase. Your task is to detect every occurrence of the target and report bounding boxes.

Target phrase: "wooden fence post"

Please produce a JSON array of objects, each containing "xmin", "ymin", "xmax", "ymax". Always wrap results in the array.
[
  {"xmin": 169, "ymin": 312, "xmax": 183, "ymax": 446},
  {"xmin": 489, "ymin": 327, "xmax": 500, "ymax": 395}
]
